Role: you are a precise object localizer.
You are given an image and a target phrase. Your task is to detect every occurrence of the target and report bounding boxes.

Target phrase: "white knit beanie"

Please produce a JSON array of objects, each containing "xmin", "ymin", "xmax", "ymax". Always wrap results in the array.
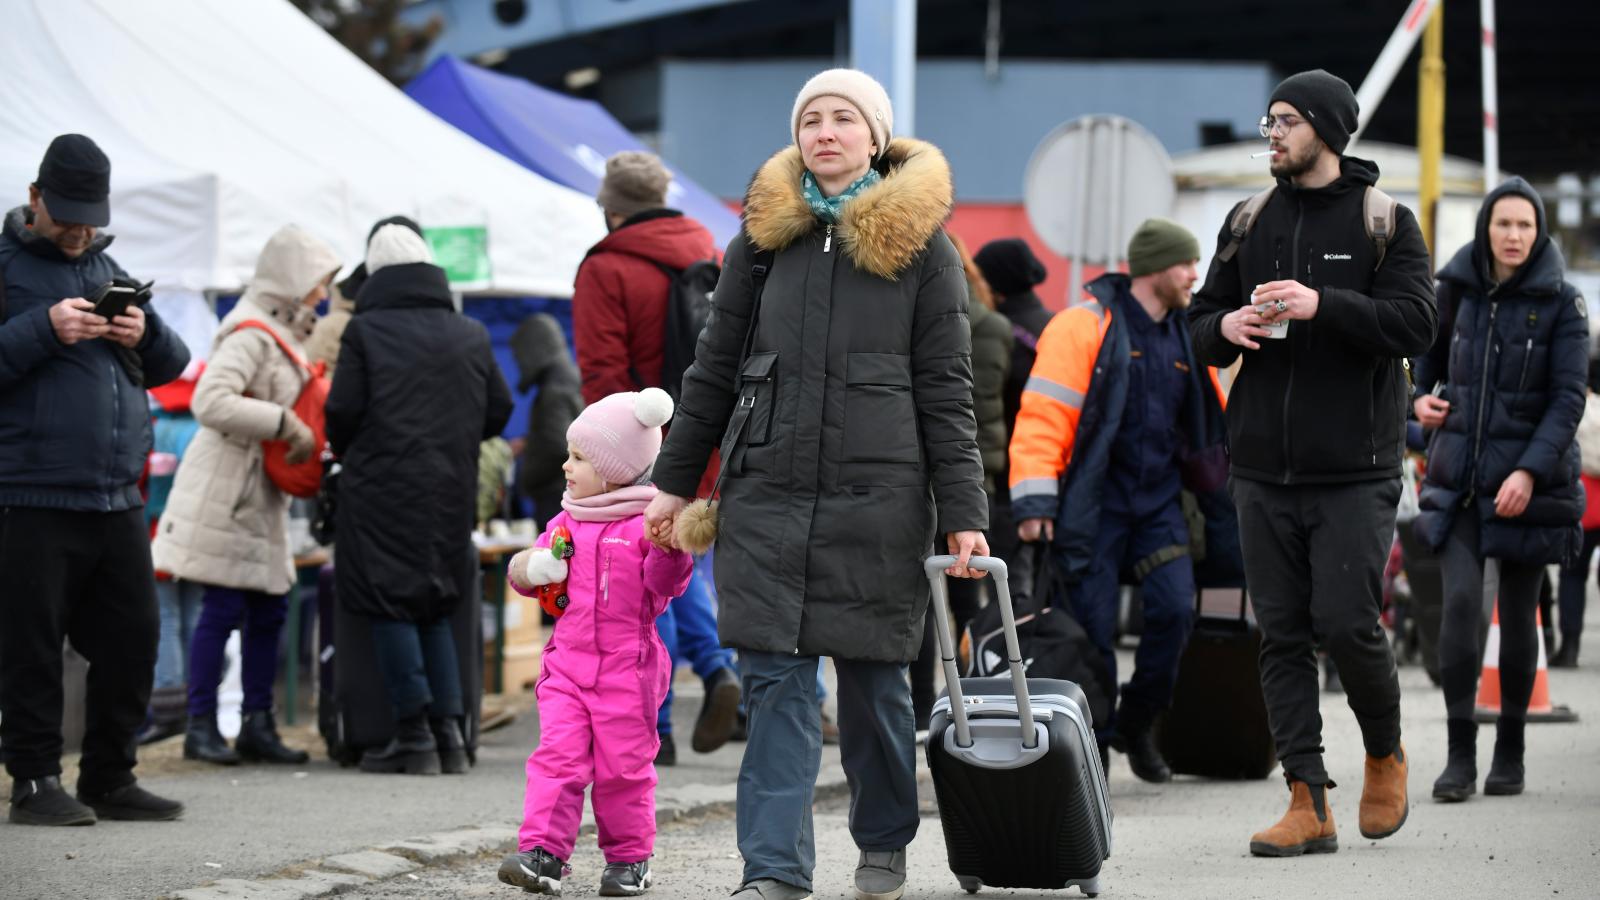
[
  {"xmin": 791, "ymin": 68, "xmax": 893, "ymax": 159},
  {"xmin": 366, "ymin": 223, "xmax": 434, "ymax": 275}
]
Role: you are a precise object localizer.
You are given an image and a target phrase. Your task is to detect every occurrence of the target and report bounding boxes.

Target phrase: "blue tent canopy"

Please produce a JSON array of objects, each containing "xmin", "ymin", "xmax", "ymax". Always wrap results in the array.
[{"xmin": 406, "ymin": 56, "xmax": 741, "ymax": 249}]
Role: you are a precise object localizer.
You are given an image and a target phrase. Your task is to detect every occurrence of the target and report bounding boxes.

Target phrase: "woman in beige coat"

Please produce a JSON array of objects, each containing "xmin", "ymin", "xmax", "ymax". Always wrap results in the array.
[{"xmin": 152, "ymin": 224, "xmax": 341, "ymax": 766}]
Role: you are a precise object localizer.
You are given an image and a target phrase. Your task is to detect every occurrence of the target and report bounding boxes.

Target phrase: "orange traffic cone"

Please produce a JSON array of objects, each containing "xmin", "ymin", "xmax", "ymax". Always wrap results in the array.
[{"xmin": 1474, "ymin": 600, "xmax": 1578, "ymax": 724}]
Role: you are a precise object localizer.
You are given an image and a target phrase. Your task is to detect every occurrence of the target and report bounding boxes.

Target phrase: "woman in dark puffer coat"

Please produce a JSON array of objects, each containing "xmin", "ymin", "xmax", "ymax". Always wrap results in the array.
[
  {"xmin": 643, "ymin": 69, "xmax": 989, "ymax": 900},
  {"xmin": 1412, "ymin": 177, "xmax": 1587, "ymax": 802}
]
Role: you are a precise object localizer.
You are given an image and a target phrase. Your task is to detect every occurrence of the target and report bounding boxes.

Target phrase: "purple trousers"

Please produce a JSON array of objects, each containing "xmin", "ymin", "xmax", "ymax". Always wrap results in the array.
[{"xmin": 187, "ymin": 585, "xmax": 286, "ymax": 718}]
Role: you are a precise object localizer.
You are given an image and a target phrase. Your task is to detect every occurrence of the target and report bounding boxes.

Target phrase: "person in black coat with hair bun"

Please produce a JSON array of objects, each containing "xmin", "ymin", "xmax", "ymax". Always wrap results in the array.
[
  {"xmin": 325, "ymin": 225, "xmax": 513, "ymax": 775},
  {"xmin": 1412, "ymin": 176, "xmax": 1588, "ymax": 802}
]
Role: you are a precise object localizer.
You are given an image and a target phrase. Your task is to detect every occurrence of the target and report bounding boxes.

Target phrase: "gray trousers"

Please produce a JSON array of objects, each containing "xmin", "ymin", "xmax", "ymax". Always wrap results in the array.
[
  {"xmin": 1230, "ymin": 477, "xmax": 1404, "ymax": 785},
  {"xmin": 735, "ymin": 650, "xmax": 919, "ymax": 892}
]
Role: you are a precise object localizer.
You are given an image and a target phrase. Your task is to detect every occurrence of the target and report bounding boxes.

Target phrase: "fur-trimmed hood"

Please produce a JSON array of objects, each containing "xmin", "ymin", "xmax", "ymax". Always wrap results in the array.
[{"xmin": 743, "ymin": 138, "xmax": 953, "ymax": 279}]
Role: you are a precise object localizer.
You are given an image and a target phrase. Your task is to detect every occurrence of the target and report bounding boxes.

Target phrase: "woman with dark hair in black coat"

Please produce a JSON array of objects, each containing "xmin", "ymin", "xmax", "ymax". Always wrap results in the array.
[{"xmin": 1412, "ymin": 177, "xmax": 1588, "ymax": 802}]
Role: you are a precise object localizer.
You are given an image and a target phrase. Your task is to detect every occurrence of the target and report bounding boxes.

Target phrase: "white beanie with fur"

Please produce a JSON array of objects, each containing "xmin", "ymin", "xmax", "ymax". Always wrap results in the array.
[
  {"xmin": 791, "ymin": 68, "xmax": 893, "ymax": 159},
  {"xmin": 365, "ymin": 223, "xmax": 434, "ymax": 275}
]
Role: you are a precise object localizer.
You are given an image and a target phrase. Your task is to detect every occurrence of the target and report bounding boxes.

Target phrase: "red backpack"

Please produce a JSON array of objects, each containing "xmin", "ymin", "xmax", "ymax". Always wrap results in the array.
[{"xmin": 233, "ymin": 320, "xmax": 330, "ymax": 498}]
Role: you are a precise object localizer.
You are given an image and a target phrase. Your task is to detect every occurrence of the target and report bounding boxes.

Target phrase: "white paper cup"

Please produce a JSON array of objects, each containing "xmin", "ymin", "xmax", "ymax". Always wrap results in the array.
[{"xmin": 1252, "ymin": 294, "xmax": 1289, "ymax": 339}]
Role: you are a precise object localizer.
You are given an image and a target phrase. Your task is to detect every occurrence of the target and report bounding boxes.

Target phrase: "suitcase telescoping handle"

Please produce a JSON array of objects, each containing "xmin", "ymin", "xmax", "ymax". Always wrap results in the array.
[{"xmin": 924, "ymin": 555, "xmax": 1037, "ymax": 750}]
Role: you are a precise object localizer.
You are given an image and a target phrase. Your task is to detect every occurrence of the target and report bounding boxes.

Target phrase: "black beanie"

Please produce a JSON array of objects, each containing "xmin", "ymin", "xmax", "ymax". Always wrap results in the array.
[
  {"xmin": 974, "ymin": 238, "xmax": 1048, "ymax": 297},
  {"xmin": 1269, "ymin": 69, "xmax": 1360, "ymax": 156}
]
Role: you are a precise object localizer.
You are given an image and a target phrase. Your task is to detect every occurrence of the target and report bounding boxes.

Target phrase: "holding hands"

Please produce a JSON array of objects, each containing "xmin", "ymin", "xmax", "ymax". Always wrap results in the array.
[{"xmin": 644, "ymin": 491, "xmax": 690, "ymax": 551}]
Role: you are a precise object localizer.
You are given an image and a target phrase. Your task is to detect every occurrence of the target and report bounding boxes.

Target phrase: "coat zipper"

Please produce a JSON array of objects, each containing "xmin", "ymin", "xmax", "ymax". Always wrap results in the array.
[
  {"xmin": 1280, "ymin": 207, "xmax": 1302, "ymax": 485},
  {"xmin": 105, "ymin": 362, "xmax": 121, "ymax": 509},
  {"xmin": 823, "ymin": 224, "xmax": 834, "ymax": 253},
  {"xmin": 1466, "ymin": 300, "xmax": 1500, "ymax": 507},
  {"xmin": 1515, "ymin": 337, "xmax": 1533, "ymax": 413}
]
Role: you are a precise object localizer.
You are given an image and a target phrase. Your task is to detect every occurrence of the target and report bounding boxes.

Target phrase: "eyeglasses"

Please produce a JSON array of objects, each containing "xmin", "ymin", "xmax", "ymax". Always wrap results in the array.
[{"xmin": 1258, "ymin": 114, "xmax": 1306, "ymax": 138}]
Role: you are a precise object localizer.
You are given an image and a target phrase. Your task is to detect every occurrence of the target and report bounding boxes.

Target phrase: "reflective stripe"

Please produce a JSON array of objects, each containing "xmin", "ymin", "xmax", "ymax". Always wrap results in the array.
[
  {"xmin": 1024, "ymin": 375, "xmax": 1085, "ymax": 409},
  {"xmin": 1010, "ymin": 478, "xmax": 1058, "ymax": 502},
  {"xmin": 1082, "ymin": 300, "xmax": 1106, "ymax": 323}
]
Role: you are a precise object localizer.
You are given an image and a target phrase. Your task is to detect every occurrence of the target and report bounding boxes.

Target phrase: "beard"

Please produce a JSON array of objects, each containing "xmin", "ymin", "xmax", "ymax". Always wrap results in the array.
[
  {"xmin": 1269, "ymin": 140, "xmax": 1321, "ymax": 179},
  {"xmin": 1155, "ymin": 275, "xmax": 1191, "ymax": 310}
]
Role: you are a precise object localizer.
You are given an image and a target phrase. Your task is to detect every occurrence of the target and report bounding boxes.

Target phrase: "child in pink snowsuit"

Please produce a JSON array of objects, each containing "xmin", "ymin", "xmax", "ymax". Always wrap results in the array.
[{"xmin": 497, "ymin": 388, "xmax": 694, "ymax": 897}]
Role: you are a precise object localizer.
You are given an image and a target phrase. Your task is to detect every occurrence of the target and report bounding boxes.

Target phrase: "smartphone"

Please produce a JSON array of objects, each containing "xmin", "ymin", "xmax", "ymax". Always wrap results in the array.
[{"xmin": 88, "ymin": 280, "xmax": 152, "ymax": 321}]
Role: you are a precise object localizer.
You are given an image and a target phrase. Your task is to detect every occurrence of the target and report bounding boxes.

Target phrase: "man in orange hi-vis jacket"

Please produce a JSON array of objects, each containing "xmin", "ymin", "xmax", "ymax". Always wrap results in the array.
[{"xmin": 1009, "ymin": 218, "xmax": 1229, "ymax": 784}]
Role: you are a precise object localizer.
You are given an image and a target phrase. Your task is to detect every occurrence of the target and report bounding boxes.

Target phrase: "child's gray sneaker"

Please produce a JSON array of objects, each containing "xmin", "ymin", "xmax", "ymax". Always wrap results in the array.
[
  {"xmin": 599, "ymin": 860, "xmax": 652, "ymax": 896},
  {"xmin": 853, "ymin": 849, "xmax": 906, "ymax": 900},
  {"xmin": 497, "ymin": 847, "xmax": 568, "ymax": 895},
  {"xmin": 730, "ymin": 878, "xmax": 813, "ymax": 900}
]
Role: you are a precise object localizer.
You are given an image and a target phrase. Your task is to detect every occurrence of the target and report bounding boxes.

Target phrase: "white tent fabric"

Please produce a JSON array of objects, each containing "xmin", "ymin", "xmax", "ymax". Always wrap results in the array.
[{"xmin": 0, "ymin": 0, "xmax": 605, "ymax": 296}]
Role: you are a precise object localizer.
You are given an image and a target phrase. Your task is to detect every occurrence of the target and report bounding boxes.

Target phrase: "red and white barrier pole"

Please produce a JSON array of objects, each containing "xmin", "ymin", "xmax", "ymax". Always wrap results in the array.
[
  {"xmin": 1349, "ymin": 0, "xmax": 1442, "ymax": 149},
  {"xmin": 1481, "ymin": 0, "xmax": 1501, "ymax": 190}
]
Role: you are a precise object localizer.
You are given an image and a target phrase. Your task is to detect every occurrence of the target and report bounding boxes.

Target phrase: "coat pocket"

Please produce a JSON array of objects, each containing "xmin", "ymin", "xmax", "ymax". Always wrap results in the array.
[
  {"xmin": 719, "ymin": 351, "xmax": 779, "ymax": 477},
  {"xmin": 736, "ymin": 351, "xmax": 779, "ymax": 447},
  {"xmin": 842, "ymin": 352, "xmax": 919, "ymax": 463}
]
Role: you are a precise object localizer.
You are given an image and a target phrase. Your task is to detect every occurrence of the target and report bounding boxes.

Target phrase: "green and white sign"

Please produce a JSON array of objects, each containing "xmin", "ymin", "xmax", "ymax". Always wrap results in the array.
[{"xmin": 424, "ymin": 225, "xmax": 492, "ymax": 289}]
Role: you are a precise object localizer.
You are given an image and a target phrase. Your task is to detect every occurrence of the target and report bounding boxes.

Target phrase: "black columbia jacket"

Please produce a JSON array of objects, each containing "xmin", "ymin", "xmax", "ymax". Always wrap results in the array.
[{"xmin": 1189, "ymin": 157, "xmax": 1437, "ymax": 484}]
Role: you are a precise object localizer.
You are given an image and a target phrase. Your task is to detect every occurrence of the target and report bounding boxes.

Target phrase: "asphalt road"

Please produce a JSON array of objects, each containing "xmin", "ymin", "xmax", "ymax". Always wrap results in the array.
[
  {"xmin": 9, "ymin": 627, "xmax": 1599, "ymax": 899},
  {"xmin": 334, "ymin": 641, "xmax": 1600, "ymax": 900}
]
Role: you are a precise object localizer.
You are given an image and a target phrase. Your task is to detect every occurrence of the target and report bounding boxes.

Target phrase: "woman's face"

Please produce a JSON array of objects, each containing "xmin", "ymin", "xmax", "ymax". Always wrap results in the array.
[
  {"xmin": 562, "ymin": 444, "xmax": 608, "ymax": 500},
  {"xmin": 797, "ymin": 96, "xmax": 876, "ymax": 189},
  {"xmin": 301, "ymin": 274, "xmax": 333, "ymax": 308},
  {"xmin": 1488, "ymin": 195, "xmax": 1538, "ymax": 273}
]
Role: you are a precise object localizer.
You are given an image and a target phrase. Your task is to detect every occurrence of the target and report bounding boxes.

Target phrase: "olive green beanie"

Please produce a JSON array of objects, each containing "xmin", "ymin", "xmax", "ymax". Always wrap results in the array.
[{"xmin": 1127, "ymin": 217, "xmax": 1201, "ymax": 277}]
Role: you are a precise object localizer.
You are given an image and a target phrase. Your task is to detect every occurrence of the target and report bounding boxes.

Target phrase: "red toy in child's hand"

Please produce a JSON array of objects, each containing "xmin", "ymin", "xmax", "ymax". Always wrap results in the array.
[{"xmin": 535, "ymin": 526, "xmax": 575, "ymax": 619}]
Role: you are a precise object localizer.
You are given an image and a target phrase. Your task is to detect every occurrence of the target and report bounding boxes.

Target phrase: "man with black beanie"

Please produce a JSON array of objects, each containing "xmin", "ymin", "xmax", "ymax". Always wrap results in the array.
[
  {"xmin": 0, "ymin": 134, "xmax": 190, "ymax": 825},
  {"xmin": 1188, "ymin": 70, "xmax": 1437, "ymax": 856}
]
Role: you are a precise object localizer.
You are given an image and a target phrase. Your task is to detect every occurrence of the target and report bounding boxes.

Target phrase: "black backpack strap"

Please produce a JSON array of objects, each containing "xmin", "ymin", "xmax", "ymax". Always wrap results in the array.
[
  {"xmin": 1215, "ymin": 186, "xmax": 1276, "ymax": 264},
  {"xmin": 708, "ymin": 238, "xmax": 775, "ymax": 500}
]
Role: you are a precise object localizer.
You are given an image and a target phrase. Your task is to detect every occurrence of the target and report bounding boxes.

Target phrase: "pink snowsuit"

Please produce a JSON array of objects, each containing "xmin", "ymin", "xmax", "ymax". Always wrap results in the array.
[{"xmin": 513, "ymin": 492, "xmax": 694, "ymax": 863}]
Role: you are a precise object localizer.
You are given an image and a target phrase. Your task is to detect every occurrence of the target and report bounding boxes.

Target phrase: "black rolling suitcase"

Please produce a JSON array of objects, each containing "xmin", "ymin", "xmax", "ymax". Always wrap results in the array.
[
  {"xmin": 1156, "ymin": 587, "xmax": 1276, "ymax": 779},
  {"xmin": 317, "ymin": 550, "xmax": 484, "ymax": 767},
  {"xmin": 925, "ymin": 555, "xmax": 1112, "ymax": 897}
]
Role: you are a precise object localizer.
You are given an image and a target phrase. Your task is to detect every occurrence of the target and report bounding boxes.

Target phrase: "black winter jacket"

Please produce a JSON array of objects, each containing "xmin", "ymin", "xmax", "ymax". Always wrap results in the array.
[
  {"xmin": 510, "ymin": 312, "xmax": 583, "ymax": 525},
  {"xmin": 1189, "ymin": 158, "xmax": 1437, "ymax": 484},
  {"xmin": 996, "ymin": 289, "xmax": 1052, "ymax": 441},
  {"xmin": 653, "ymin": 139, "xmax": 988, "ymax": 663},
  {"xmin": 0, "ymin": 207, "xmax": 189, "ymax": 511},
  {"xmin": 327, "ymin": 262, "xmax": 513, "ymax": 622},
  {"xmin": 1413, "ymin": 178, "xmax": 1587, "ymax": 565},
  {"xmin": 969, "ymin": 299, "xmax": 1013, "ymax": 492}
]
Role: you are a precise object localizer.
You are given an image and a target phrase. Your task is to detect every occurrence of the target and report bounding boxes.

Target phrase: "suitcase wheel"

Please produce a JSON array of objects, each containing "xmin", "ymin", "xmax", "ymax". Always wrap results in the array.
[{"xmin": 957, "ymin": 875, "xmax": 981, "ymax": 894}]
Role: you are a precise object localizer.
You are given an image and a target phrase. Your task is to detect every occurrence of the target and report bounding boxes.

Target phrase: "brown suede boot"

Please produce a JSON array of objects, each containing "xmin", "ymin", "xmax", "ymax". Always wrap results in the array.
[
  {"xmin": 1359, "ymin": 742, "xmax": 1409, "ymax": 839},
  {"xmin": 1249, "ymin": 780, "xmax": 1338, "ymax": 857}
]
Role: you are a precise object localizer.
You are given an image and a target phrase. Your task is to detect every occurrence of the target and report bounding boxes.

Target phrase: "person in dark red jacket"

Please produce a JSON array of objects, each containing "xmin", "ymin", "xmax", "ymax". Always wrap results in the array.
[
  {"xmin": 572, "ymin": 151, "xmax": 742, "ymax": 763},
  {"xmin": 574, "ymin": 151, "xmax": 719, "ymax": 405}
]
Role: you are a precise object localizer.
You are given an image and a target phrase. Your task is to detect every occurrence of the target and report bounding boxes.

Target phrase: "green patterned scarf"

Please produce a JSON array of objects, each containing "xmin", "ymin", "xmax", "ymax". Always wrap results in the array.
[{"xmin": 800, "ymin": 168, "xmax": 882, "ymax": 223}]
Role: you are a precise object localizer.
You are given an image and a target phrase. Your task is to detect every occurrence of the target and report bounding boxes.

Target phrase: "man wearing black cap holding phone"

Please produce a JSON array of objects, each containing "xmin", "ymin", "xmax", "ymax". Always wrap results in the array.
[
  {"xmin": 0, "ymin": 134, "xmax": 190, "ymax": 825},
  {"xmin": 1188, "ymin": 71, "xmax": 1436, "ymax": 857}
]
